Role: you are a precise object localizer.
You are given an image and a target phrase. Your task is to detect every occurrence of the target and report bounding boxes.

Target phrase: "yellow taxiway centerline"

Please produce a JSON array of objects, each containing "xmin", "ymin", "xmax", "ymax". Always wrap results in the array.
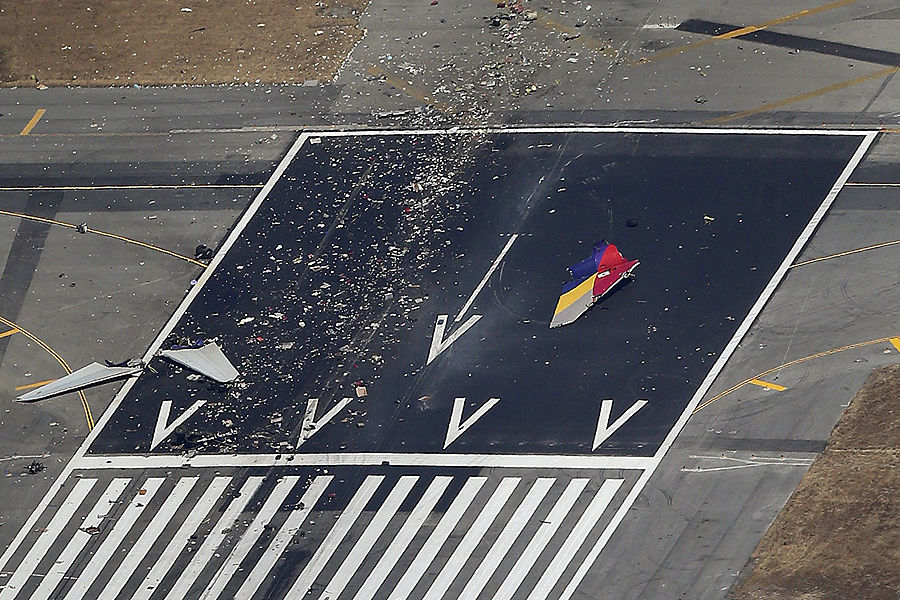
[
  {"xmin": 19, "ymin": 109, "xmax": 46, "ymax": 135},
  {"xmin": 695, "ymin": 335, "xmax": 899, "ymax": 413},
  {"xmin": 0, "ymin": 209, "xmax": 207, "ymax": 267},
  {"xmin": 0, "ymin": 314, "xmax": 93, "ymax": 429},
  {"xmin": 0, "ymin": 329, "xmax": 19, "ymax": 339},
  {"xmin": 791, "ymin": 239, "xmax": 900, "ymax": 268}
]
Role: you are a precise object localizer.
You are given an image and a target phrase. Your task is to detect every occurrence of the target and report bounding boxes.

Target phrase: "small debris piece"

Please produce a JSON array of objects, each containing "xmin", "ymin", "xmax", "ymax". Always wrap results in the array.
[
  {"xmin": 703, "ymin": 214, "xmax": 715, "ymax": 223},
  {"xmin": 194, "ymin": 244, "xmax": 214, "ymax": 260},
  {"xmin": 356, "ymin": 386, "xmax": 368, "ymax": 398},
  {"xmin": 138, "ymin": 489, "xmax": 147, "ymax": 495},
  {"xmin": 81, "ymin": 526, "xmax": 102, "ymax": 535},
  {"xmin": 26, "ymin": 461, "xmax": 45, "ymax": 474},
  {"xmin": 694, "ymin": 96, "xmax": 709, "ymax": 104},
  {"xmin": 76, "ymin": 223, "xmax": 88, "ymax": 234},
  {"xmin": 626, "ymin": 219, "xmax": 639, "ymax": 228}
]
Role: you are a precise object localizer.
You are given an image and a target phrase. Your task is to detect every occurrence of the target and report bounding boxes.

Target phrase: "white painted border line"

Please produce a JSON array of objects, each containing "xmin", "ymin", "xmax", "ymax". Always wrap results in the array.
[
  {"xmin": 556, "ymin": 130, "xmax": 879, "ymax": 600},
  {"xmin": 72, "ymin": 452, "xmax": 653, "ymax": 471},
  {"xmin": 307, "ymin": 126, "xmax": 874, "ymax": 138},
  {"xmin": 0, "ymin": 131, "xmax": 309, "ymax": 577}
]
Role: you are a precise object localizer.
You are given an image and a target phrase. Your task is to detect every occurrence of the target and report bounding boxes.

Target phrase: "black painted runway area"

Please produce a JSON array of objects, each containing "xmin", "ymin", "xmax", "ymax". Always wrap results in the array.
[{"xmin": 89, "ymin": 131, "xmax": 863, "ymax": 456}]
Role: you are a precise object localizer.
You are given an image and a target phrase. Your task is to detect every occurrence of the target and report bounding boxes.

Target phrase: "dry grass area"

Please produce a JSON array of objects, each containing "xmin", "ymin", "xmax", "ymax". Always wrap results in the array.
[
  {"xmin": 0, "ymin": 0, "xmax": 368, "ymax": 87},
  {"xmin": 731, "ymin": 363, "xmax": 900, "ymax": 600}
]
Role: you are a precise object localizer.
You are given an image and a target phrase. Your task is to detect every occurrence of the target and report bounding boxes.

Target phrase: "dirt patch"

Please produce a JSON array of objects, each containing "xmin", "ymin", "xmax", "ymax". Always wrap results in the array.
[
  {"xmin": 0, "ymin": 0, "xmax": 368, "ymax": 87},
  {"xmin": 731, "ymin": 364, "xmax": 900, "ymax": 600}
]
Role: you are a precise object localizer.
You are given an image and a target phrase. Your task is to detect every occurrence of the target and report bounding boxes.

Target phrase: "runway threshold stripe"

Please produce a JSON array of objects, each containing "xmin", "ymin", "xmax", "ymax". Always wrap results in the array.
[
  {"xmin": 32, "ymin": 478, "xmax": 131, "ymax": 600},
  {"xmin": 458, "ymin": 478, "xmax": 555, "ymax": 599},
  {"xmin": 354, "ymin": 476, "xmax": 453, "ymax": 600},
  {"xmin": 749, "ymin": 378, "xmax": 787, "ymax": 391},
  {"xmin": 318, "ymin": 476, "xmax": 418, "ymax": 600},
  {"xmin": 527, "ymin": 479, "xmax": 623, "ymax": 600},
  {"xmin": 494, "ymin": 479, "xmax": 590, "ymax": 600},
  {"xmin": 284, "ymin": 475, "xmax": 384, "ymax": 599},
  {"xmin": 97, "ymin": 477, "xmax": 198, "ymax": 600},
  {"xmin": 63, "ymin": 478, "xmax": 165, "ymax": 600},
  {"xmin": 233, "ymin": 476, "xmax": 332, "ymax": 600},
  {"xmin": 388, "ymin": 477, "xmax": 488, "ymax": 600},
  {"xmin": 166, "ymin": 477, "xmax": 265, "ymax": 600},
  {"xmin": 0, "ymin": 478, "xmax": 96, "ymax": 600},
  {"xmin": 199, "ymin": 476, "xmax": 300, "ymax": 600},
  {"xmin": 132, "ymin": 476, "xmax": 232, "ymax": 600},
  {"xmin": 421, "ymin": 477, "xmax": 521, "ymax": 600}
]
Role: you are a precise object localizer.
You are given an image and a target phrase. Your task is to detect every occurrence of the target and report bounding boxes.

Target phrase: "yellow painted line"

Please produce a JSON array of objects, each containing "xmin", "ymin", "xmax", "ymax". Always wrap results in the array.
[
  {"xmin": 0, "ymin": 328, "xmax": 19, "ymax": 339},
  {"xmin": 890, "ymin": 338, "xmax": 900, "ymax": 352},
  {"xmin": 0, "ymin": 184, "xmax": 263, "ymax": 191},
  {"xmin": 710, "ymin": 66, "xmax": 900, "ymax": 123},
  {"xmin": 791, "ymin": 239, "xmax": 900, "ymax": 268},
  {"xmin": 749, "ymin": 378, "xmax": 787, "ymax": 391},
  {"xmin": 844, "ymin": 182, "xmax": 900, "ymax": 187},
  {"xmin": 19, "ymin": 109, "xmax": 46, "ymax": 135},
  {"xmin": 633, "ymin": 0, "xmax": 862, "ymax": 66},
  {"xmin": 695, "ymin": 335, "xmax": 898, "ymax": 413},
  {"xmin": 0, "ymin": 314, "xmax": 93, "ymax": 429},
  {"xmin": 15, "ymin": 379, "xmax": 57, "ymax": 392},
  {"xmin": 367, "ymin": 66, "xmax": 451, "ymax": 113},
  {"xmin": 0, "ymin": 209, "xmax": 207, "ymax": 267}
]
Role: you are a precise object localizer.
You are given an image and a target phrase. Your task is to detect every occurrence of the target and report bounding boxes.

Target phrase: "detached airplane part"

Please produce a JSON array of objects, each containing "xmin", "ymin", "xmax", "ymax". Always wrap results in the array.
[
  {"xmin": 159, "ymin": 342, "xmax": 239, "ymax": 383},
  {"xmin": 550, "ymin": 240, "xmax": 639, "ymax": 328},
  {"xmin": 16, "ymin": 362, "xmax": 142, "ymax": 402}
]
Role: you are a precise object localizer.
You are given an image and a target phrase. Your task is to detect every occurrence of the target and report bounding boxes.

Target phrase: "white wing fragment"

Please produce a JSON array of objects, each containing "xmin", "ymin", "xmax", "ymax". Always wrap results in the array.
[
  {"xmin": 16, "ymin": 362, "xmax": 142, "ymax": 402},
  {"xmin": 159, "ymin": 342, "xmax": 239, "ymax": 383}
]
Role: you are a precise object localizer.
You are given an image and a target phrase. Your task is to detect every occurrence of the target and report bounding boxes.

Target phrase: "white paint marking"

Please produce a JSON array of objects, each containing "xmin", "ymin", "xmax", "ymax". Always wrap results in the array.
[
  {"xmin": 444, "ymin": 397, "xmax": 501, "ymax": 449},
  {"xmin": 73, "ymin": 452, "xmax": 653, "ymax": 471},
  {"xmin": 558, "ymin": 131, "xmax": 880, "ymax": 600},
  {"xmin": 31, "ymin": 478, "xmax": 131, "ymax": 600},
  {"xmin": 296, "ymin": 397, "xmax": 353, "ymax": 448},
  {"xmin": 455, "ymin": 234, "xmax": 519, "ymax": 322},
  {"xmin": 285, "ymin": 475, "xmax": 383, "ymax": 599},
  {"xmin": 422, "ymin": 477, "xmax": 520, "ymax": 600},
  {"xmin": 63, "ymin": 477, "xmax": 165, "ymax": 600},
  {"xmin": 592, "ymin": 399, "xmax": 649, "ymax": 450},
  {"xmin": 0, "ymin": 478, "xmax": 96, "ymax": 600},
  {"xmin": 388, "ymin": 477, "xmax": 487, "ymax": 600},
  {"xmin": 233, "ymin": 476, "xmax": 332, "ymax": 600},
  {"xmin": 97, "ymin": 477, "xmax": 198, "ymax": 600},
  {"xmin": 166, "ymin": 477, "xmax": 264, "ymax": 600},
  {"xmin": 200, "ymin": 476, "xmax": 298, "ymax": 600},
  {"xmin": 133, "ymin": 476, "xmax": 232, "ymax": 600},
  {"xmin": 458, "ymin": 478, "xmax": 555, "ymax": 599},
  {"xmin": 426, "ymin": 314, "xmax": 482, "ymax": 365},
  {"xmin": 526, "ymin": 479, "xmax": 623, "ymax": 600},
  {"xmin": 318, "ymin": 476, "xmax": 418, "ymax": 600},
  {"xmin": 354, "ymin": 476, "xmax": 453, "ymax": 600},
  {"xmin": 151, "ymin": 399, "xmax": 207, "ymax": 450},
  {"xmin": 494, "ymin": 478, "xmax": 588, "ymax": 600}
]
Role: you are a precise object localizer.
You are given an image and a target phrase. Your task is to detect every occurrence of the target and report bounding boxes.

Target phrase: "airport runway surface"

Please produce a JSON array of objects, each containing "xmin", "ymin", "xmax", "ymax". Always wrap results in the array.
[{"xmin": 2, "ymin": 1, "xmax": 900, "ymax": 599}]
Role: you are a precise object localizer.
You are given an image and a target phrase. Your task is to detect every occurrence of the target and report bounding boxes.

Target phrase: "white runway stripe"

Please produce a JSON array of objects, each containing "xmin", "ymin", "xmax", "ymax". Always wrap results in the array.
[
  {"xmin": 63, "ymin": 477, "xmax": 165, "ymax": 600},
  {"xmin": 200, "ymin": 476, "xmax": 300, "ymax": 600},
  {"xmin": 318, "ymin": 476, "xmax": 418, "ymax": 600},
  {"xmin": 525, "ymin": 479, "xmax": 624, "ymax": 600},
  {"xmin": 285, "ymin": 475, "xmax": 384, "ymax": 599},
  {"xmin": 233, "ymin": 475, "xmax": 332, "ymax": 600},
  {"xmin": 0, "ymin": 478, "xmax": 96, "ymax": 600},
  {"xmin": 353, "ymin": 476, "xmax": 453, "ymax": 600},
  {"xmin": 493, "ymin": 478, "xmax": 589, "ymax": 600},
  {"xmin": 133, "ymin": 476, "xmax": 232, "ymax": 600},
  {"xmin": 422, "ymin": 477, "xmax": 520, "ymax": 600},
  {"xmin": 166, "ymin": 476, "xmax": 265, "ymax": 600},
  {"xmin": 458, "ymin": 478, "xmax": 555, "ymax": 600},
  {"xmin": 388, "ymin": 477, "xmax": 488, "ymax": 600},
  {"xmin": 97, "ymin": 477, "xmax": 198, "ymax": 600},
  {"xmin": 31, "ymin": 478, "xmax": 131, "ymax": 600}
]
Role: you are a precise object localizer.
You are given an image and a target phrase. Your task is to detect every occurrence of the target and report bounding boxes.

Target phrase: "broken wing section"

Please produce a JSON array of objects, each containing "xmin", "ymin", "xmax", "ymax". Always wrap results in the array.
[
  {"xmin": 159, "ymin": 342, "xmax": 239, "ymax": 383},
  {"xmin": 16, "ymin": 362, "xmax": 142, "ymax": 402},
  {"xmin": 550, "ymin": 274, "xmax": 597, "ymax": 328}
]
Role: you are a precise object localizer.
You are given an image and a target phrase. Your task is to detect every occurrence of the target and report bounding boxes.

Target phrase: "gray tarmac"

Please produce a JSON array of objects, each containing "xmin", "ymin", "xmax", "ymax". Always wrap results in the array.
[{"xmin": 1, "ymin": 1, "xmax": 899, "ymax": 599}]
